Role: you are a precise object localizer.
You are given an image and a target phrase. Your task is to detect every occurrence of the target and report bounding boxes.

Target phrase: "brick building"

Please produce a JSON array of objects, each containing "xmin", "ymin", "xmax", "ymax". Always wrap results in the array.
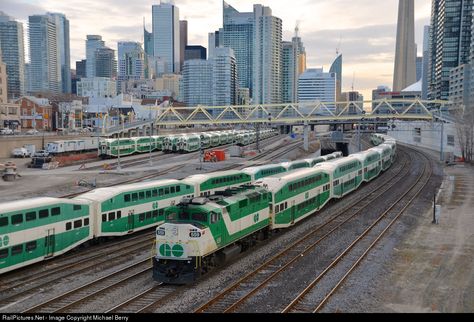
[{"xmin": 17, "ymin": 96, "xmax": 53, "ymax": 130}]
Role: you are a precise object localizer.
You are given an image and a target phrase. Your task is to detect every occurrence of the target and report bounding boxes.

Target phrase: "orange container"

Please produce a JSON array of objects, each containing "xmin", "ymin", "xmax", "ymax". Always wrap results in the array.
[{"xmin": 212, "ymin": 149, "xmax": 226, "ymax": 161}]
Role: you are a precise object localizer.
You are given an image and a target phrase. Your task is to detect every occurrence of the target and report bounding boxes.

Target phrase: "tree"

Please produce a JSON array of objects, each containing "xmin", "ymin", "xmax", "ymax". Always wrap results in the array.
[{"xmin": 453, "ymin": 105, "xmax": 474, "ymax": 163}]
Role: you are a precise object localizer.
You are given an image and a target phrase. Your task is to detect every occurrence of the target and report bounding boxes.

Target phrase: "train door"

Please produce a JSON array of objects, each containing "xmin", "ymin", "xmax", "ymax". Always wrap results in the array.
[
  {"xmin": 44, "ymin": 228, "xmax": 55, "ymax": 258},
  {"xmin": 128, "ymin": 210, "xmax": 135, "ymax": 233},
  {"xmin": 291, "ymin": 201, "xmax": 296, "ymax": 224}
]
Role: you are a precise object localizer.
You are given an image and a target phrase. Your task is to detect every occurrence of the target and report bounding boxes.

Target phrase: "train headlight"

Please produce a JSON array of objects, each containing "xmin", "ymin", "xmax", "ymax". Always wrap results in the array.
[{"xmin": 157, "ymin": 229, "xmax": 165, "ymax": 236}]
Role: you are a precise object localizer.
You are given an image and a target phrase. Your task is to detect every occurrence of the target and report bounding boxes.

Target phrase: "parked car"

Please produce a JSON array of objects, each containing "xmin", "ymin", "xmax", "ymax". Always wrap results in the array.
[
  {"xmin": 12, "ymin": 147, "xmax": 30, "ymax": 158},
  {"xmin": 26, "ymin": 129, "xmax": 39, "ymax": 135},
  {"xmin": 1, "ymin": 128, "xmax": 14, "ymax": 135},
  {"xmin": 33, "ymin": 150, "xmax": 50, "ymax": 158}
]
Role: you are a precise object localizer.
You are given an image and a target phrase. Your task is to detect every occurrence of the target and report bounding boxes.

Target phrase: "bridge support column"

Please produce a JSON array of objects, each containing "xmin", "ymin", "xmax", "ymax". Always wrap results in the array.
[{"xmin": 304, "ymin": 121, "xmax": 309, "ymax": 152}]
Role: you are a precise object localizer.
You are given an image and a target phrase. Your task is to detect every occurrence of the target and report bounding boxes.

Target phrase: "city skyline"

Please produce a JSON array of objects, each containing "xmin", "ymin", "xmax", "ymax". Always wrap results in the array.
[{"xmin": 1, "ymin": 0, "xmax": 431, "ymax": 100}]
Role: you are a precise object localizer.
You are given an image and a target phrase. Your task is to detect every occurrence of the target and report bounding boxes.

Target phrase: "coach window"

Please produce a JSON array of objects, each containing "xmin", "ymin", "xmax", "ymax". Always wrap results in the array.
[
  {"xmin": 0, "ymin": 249, "xmax": 8, "ymax": 259},
  {"xmin": 11, "ymin": 245, "xmax": 23, "ymax": 256},
  {"xmin": 146, "ymin": 212, "xmax": 152, "ymax": 220},
  {"xmin": 170, "ymin": 187, "xmax": 175, "ymax": 194},
  {"xmin": 132, "ymin": 193, "xmax": 138, "ymax": 201},
  {"xmin": 159, "ymin": 189, "xmax": 164, "ymax": 196},
  {"xmin": 73, "ymin": 205, "xmax": 82, "ymax": 211},
  {"xmin": 108, "ymin": 212, "xmax": 116, "ymax": 221},
  {"xmin": 176, "ymin": 186, "xmax": 181, "ymax": 193},
  {"xmin": 66, "ymin": 222, "xmax": 72, "ymax": 231},
  {"xmin": 0, "ymin": 217, "xmax": 7, "ymax": 227},
  {"xmin": 152, "ymin": 190, "xmax": 158, "ymax": 197},
  {"xmin": 84, "ymin": 218, "xmax": 90, "ymax": 226},
  {"xmin": 102, "ymin": 214, "xmax": 107, "ymax": 222},
  {"xmin": 74, "ymin": 220, "xmax": 82, "ymax": 229},
  {"xmin": 139, "ymin": 213, "xmax": 145, "ymax": 222},
  {"xmin": 51, "ymin": 207, "xmax": 61, "ymax": 216},
  {"xmin": 275, "ymin": 205, "xmax": 280, "ymax": 213},
  {"xmin": 26, "ymin": 212, "xmax": 36, "ymax": 222},
  {"xmin": 124, "ymin": 194, "xmax": 131, "ymax": 202},
  {"xmin": 146, "ymin": 191, "xmax": 151, "ymax": 199},
  {"xmin": 26, "ymin": 241, "xmax": 37, "ymax": 252},
  {"xmin": 39, "ymin": 209, "xmax": 49, "ymax": 219},
  {"xmin": 139, "ymin": 192, "xmax": 145, "ymax": 200},
  {"xmin": 165, "ymin": 187, "xmax": 170, "ymax": 195},
  {"xmin": 117, "ymin": 211, "xmax": 121, "ymax": 219},
  {"xmin": 11, "ymin": 214, "xmax": 23, "ymax": 225},
  {"xmin": 152, "ymin": 210, "xmax": 159, "ymax": 218}
]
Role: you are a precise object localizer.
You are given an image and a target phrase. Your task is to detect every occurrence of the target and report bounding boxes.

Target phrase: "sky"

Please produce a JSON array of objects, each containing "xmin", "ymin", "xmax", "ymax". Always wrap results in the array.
[{"xmin": 1, "ymin": 0, "xmax": 432, "ymax": 101}]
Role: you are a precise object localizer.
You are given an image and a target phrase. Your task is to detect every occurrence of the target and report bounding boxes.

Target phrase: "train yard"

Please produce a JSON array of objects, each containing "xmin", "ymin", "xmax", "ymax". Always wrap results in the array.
[{"xmin": 0, "ymin": 131, "xmax": 469, "ymax": 313}]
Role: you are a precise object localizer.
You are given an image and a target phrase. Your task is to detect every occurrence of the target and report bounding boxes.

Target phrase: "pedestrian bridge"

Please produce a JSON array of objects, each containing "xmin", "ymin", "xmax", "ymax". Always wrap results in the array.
[{"xmin": 153, "ymin": 99, "xmax": 449, "ymax": 126}]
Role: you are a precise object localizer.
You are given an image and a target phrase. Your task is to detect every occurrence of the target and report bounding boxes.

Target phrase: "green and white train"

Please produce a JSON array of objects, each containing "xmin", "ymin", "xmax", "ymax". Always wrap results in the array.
[
  {"xmin": 99, "ymin": 129, "xmax": 279, "ymax": 158},
  {"xmin": 0, "ymin": 132, "xmax": 383, "ymax": 276},
  {"xmin": 153, "ymin": 134, "xmax": 397, "ymax": 284}
]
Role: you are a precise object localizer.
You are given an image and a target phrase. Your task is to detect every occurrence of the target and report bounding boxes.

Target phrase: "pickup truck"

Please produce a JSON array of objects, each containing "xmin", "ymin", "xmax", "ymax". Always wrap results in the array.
[{"xmin": 12, "ymin": 147, "xmax": 30, "ymax": 158}]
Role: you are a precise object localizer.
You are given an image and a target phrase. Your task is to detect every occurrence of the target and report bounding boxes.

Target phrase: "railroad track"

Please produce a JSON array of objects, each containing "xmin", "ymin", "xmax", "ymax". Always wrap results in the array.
[
  {"xmin": 22, "ymin": 259, "xmax": 153, "ymax": 313},
  {"xmin": 283, "ymin": 148, "xmax": 433, "ymax": 313},
  {"xmin": 0, "ymin": 136, "xmax": 301, "ymax": 313},
  {"xmin": 104, "ymin": 284, "xmax": 180, "ymax": 313},
  {"xmin": 194, "ymin": 149, "xmax": 414, "ymax": 313},
  {"xmin": 61, "ymin": 163, "xmax": 186, "ymax": 198},
  {"xmin": 0, "ymin": 236, "xmax": 155, "ymax": 308},
  {"xmin": 0, "ymin": 231, "xmax": 153, "ymax": 293}
]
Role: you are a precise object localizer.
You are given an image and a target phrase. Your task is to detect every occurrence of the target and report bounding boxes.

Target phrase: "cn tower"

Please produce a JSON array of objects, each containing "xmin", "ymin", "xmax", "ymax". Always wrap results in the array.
[{"xmin": 393, "ymin": 0, "xmax": 416, "ymax": 91}]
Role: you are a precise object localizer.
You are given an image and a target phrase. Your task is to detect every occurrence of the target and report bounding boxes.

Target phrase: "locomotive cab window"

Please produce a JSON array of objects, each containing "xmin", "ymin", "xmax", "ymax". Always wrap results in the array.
[{"xmin": 210, "ymin": 212, "xmax": 219, "ymax": 224}]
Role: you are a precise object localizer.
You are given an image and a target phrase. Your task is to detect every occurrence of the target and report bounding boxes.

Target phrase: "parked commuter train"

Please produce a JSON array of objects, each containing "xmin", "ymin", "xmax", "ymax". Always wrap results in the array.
[{"xmin": 98, "ymin": 129, "xmax": 279, "ymax": 158}]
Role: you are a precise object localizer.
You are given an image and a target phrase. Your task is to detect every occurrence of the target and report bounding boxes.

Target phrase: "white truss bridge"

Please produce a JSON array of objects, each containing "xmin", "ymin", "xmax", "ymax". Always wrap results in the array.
[{"xmin": 154, "ymin": 99, "xmax": 449, "ymax": 126}]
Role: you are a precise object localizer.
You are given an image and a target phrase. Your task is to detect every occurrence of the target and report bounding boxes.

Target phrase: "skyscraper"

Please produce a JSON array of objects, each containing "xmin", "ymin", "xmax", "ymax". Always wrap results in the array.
[
  {"xmin": 329, "ymin": 53, "xmax": 343, "ymax": 101},
  {"xmin": 144, "ymin": 26, "xmax": 153, "ymax": 79},
  {"xmin": 421, "ymin": 25, "xmax": 430, "ymax": 99},
  {"xmin": 152, "ymin": 2, "xmax": 180, "ymax": 74},
  {"xmin": 94, "ymin": 47, "xmax": 117, "ymax": 79},
  {"xmin": 0, "ymin": 54, "xmax": 7, "ymax": 103},
  {"xmin": 86, "ymin": 35, "xmax": 105, "ymax": 78},
  {"xmin": 253, "ymin": 4, "xmax": 282, "ymax": 104},
  {"xmin": 393, "ymin": 0, "xmax": 416, "ymax": 92},
  {"xmin": 208, "ymin": 30, "xmax": 222, "ymax": 59},
  {"xmin": 212, "ymin": 47, "xmax": 238, "ymax": 107},
  {"xmin": 298, "ymin": 68, "xmax": 336, "ymax": 105},
  {"xmin": 222, "ymin": 1, "xmax": 254, "ymax": 95},
  {"xmin": 182, "ymin": 59, "xmax": 213, "ymax": 106},
  {"xmin": 75, "ymin": 60, "xmax": 86, "ymax": 78},
  {"xmin": 47, "ymin": 13, "xmax": 71, "ymax": 93},
  {"xmin": 0, "ymin": 12, "xmax": 25, "ymax": 99},
  {"xmin": 180, "ymin": 20, "xmax": 188, "ymax": 70},
  {"xmin": 282, "ymin": 41, "xmax": 297, "ymax": 103},
  {"xmin": 28, "ymin": 14, "xmax": 61, "ymax": 94},
  {"xmin": 282, "ymin": 27, "xmax": 307, "ymax": 103},
  {"xmin": 429, "ymin": 0, "xmax": 472, "ymax": 100},
  {"xmin": 117, "ymin": 41, "xmax": 144, "ymax": 93}
]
